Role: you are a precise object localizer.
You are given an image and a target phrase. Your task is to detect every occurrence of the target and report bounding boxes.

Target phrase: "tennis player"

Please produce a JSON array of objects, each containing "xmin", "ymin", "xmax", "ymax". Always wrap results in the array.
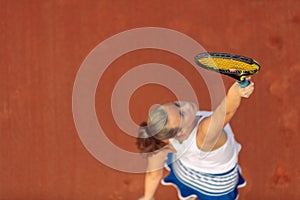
[{"xmin": 137, "ymin": 80, "xmax": 254, "ymax": 200}]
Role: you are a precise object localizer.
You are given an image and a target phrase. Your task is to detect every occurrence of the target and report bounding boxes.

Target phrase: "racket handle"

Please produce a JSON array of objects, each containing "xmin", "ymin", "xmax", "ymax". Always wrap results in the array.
[{"xmin": 237, "ymin": 79, "xmax": 250, "ymax": 88}]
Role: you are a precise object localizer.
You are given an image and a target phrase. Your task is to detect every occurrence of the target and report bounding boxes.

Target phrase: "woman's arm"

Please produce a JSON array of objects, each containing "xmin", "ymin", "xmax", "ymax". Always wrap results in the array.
[
  {"xmin": 140, "ymin": 169, "xmax": 163, "ymax": 200},
  {"xmin": 197, "ymin": 81, "xmax": 255, "ymax": 150},
  {"xmin": 139, "ymin": 148, "xmax": 171, "ymax": 200}
]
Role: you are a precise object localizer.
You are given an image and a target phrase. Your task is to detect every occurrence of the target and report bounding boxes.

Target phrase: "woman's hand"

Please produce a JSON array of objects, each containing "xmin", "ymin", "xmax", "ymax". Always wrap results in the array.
[
  {"xmin": 239, "ymin": 81, "xmax": 255, "ymax": 98},
  {"xmin": 237, "ymin": 77, "xmax": 255, "ymax": 98},
  {"xmin": 229, "ymin": 78, "xmax": 255, "ymax": 99}
]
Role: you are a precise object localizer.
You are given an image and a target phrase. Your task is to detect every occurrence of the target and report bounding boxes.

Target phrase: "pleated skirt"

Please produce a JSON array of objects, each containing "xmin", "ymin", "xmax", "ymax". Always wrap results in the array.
[{"xmin": 162, "ymin": 154, "xmax": 246, "ymax": 200}]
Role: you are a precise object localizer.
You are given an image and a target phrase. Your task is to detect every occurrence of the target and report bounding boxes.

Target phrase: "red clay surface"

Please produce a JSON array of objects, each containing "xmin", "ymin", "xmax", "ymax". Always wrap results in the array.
[{"xmin": 1, "ymin": 0, "xmax": 300, "ymax": 199}]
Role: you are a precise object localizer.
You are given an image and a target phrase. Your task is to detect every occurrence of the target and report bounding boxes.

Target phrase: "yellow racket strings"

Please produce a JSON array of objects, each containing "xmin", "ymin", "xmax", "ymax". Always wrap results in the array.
[{"xmin": 198, "ymin": 58, "xmax": 257, "ymax": 71}]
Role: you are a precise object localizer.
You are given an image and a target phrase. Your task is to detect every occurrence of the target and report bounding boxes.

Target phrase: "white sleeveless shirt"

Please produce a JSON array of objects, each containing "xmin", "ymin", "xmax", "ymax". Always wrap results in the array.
[{"xmin": 169, "ymin": 111, "xmax": 242, "ymax": 174}]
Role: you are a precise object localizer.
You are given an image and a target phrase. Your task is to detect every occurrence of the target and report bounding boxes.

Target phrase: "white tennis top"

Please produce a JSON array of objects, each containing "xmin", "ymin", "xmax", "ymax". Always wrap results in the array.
[{"xmin": 169, "ymin": 111, "xmax": 242, "ymax": 174}]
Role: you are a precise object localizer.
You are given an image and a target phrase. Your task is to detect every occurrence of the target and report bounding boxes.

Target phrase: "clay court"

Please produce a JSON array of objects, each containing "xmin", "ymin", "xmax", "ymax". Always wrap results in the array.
[{"xmin": 1, "ymin": 0, "xmax": 299, "ymax": 199}]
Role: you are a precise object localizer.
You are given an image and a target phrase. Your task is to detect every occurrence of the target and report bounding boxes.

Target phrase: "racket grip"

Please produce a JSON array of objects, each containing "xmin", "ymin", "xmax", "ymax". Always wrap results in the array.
[{"xmin": 237, "ymin": 79, "xmax": 250, "ymax": 88}]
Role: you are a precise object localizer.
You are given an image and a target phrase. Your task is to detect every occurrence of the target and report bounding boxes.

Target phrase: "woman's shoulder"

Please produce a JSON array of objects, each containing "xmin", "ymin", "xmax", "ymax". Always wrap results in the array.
[{"xmin": 146, "ymin": 145, "xmax": 175, "ymax": 171}]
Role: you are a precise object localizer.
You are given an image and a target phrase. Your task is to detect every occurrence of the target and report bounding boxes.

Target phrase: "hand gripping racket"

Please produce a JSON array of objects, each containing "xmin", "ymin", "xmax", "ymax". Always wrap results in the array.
[{"xmin": 194, "ymin": 52, "xmax": 260, "ymax": 87}]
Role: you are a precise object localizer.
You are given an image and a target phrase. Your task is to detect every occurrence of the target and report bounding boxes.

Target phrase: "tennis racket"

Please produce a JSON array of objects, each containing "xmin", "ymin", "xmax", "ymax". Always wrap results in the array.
[{"xmin": 194, "ymin": 52, "xmax": 260, "ymax": 88}]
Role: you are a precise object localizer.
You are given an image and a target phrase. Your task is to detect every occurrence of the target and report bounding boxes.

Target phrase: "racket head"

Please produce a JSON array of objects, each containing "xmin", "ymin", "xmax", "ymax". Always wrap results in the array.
[{"xmin": 194, "ymin": 52, "xmax": 260, "ymax": 83}]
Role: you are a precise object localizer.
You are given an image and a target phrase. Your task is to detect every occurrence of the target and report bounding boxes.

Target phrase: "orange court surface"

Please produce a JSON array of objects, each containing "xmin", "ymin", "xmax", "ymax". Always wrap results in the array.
[{"xmin": 1, "ymin": 0, "xmax": 300, "ymax": 199}]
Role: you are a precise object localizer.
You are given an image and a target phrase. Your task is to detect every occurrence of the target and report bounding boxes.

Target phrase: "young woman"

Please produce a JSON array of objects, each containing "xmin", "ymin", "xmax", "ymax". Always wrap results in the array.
[{"xmin": 137, "ymin": 80, "xmax": 255, "ymax": 200}]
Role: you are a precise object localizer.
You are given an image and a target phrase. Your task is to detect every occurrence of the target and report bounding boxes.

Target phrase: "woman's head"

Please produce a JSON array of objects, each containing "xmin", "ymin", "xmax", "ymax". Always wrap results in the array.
[{"xmin": 136, "ymin": 101, "xmax": 197, "ymax": 153}]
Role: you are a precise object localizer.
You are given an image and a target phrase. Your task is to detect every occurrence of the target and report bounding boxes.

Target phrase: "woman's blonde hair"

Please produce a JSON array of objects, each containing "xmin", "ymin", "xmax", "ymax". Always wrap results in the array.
[{"xmin": 136, "ymin": 104, "xmax": 180, "ymax": 153}]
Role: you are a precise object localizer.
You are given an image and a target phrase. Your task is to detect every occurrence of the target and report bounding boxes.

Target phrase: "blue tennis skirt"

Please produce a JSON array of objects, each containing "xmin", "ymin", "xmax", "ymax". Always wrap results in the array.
[{"xmin": 161, "ymin": 154, "xmax": 246, "ymax": 200}]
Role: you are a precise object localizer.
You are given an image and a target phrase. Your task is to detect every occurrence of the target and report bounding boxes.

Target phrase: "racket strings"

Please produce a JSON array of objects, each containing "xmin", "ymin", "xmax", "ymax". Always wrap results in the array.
[{"xmin": 197, "ymin": 58, "xmax": 257, "ymax": 71}]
